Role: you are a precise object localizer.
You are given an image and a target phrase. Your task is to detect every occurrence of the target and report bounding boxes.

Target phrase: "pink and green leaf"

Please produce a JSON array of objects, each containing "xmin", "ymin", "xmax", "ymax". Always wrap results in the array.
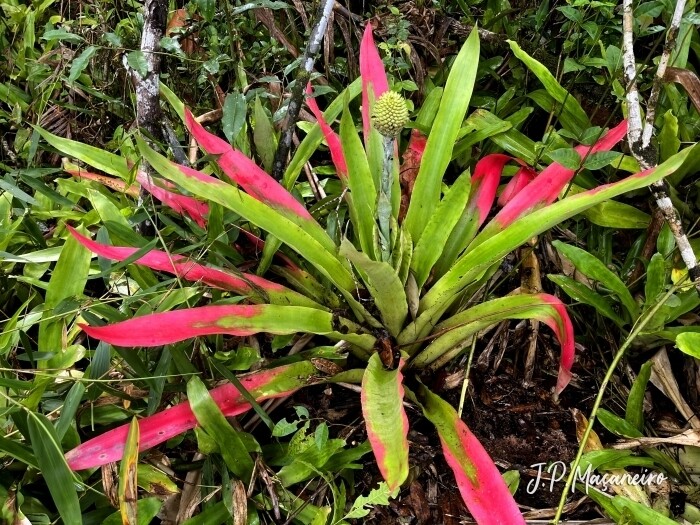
[
  {"xmin": 135, "ymin": 171, "xmax": 209, "ymax": 227},
  {"xmin": 420, "ymin": 144, "xmax": 693, "ymax": 325},
  {"xmin": 65, "ymin": 361, "xmax": 318, "ymax": 470},
  {"xmin": 80, "ymin": 304, "xmax": 374, "ymax": 349},
  {"xmin": 416, "ymin": 384, "xmax": 525, "ymax": 525},
  {"xmin": 66, "ymin": 167, "xmax": 209, "ymax": 227},
  {"xmin": 413, "ymin": 294, "xmax": 574, "ymax": 394},
  {"xmin": 435, "ymin": 154, "xmax": 519, "ymax": 277},
  {"xmin": 184, "ymin": 108, "xmax": 312, "ymax": 221},
  {"xmin": 492, "ymin": 120, "xmax": 628, "ymax": 230},
  {"xmin": 361, "ymin": 353, "xmax": 409, "ymax": 492},
  {"xmin": 306, "ymin": 84, "xmax": 347, "ymax": 179},
  {"xmin": 136, "ymin": 136, "xmax": 356, "ymax": 292},
  {"xmin": 67, "ymin": 226, "xmax": 321, "ymax": 308}
]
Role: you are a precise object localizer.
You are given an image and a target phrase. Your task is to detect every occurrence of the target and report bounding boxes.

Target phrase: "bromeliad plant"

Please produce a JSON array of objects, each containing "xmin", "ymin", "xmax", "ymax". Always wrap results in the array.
[{"xmin": 42, "ymin": 25, "xmax": 694, "ymax": 524}]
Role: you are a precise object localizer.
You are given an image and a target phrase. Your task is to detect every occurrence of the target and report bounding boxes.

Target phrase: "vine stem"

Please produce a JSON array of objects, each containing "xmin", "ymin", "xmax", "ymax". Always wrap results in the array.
[
  {"xmin": 551, "ymin": 284, "xmax": 683, "ymax": 523},
  {"xmin": 621, "ymin": 0, "xmax": 700, "ymax": 294}
]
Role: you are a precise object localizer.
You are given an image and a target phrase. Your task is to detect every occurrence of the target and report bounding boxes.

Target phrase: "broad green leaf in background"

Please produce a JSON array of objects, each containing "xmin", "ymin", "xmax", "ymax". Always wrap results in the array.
[
  {"xmin": 187, "ymin": 376, "xmax": 255, "ymax": 481},
  {"xmin": 676, "ymin": 332, "xmax": 700, "ymax": 358},
  {"xmin": 582, "ymin": 200, "xmax": 651, "ymax": 229},
  {"xmin": 508, "ymin": 40, "xmax": 590, "ymax": 134},
  {"xmin": 126, "ymin": 50, "xmax": 149, "ymax": 78},
  {"xmin": 28, "ymin": 413, "xmax": 82, "ymax": 525},
  {"xmin": 35, "ymin": 127, "xmax": 130, "ymax": 178},
  {"xmin": 253, "ymin": 96, "xmax": 276, "ymax": 172},
  {"xmin": 222, "ymin": 91, "xmax": 247, "ymax": 144},
  {"xmin": 644, "ymin": 253, "xmax": 666, "ymax": 309},
  {"xmin": 548, "ymin": 274, "xmax": 626, "ymax": 328},
  {"xmin": 37, "ymin": 225, "xmax": 91, "ymax": 367},
  {"xmin": 553, "ymin": 241, "xmax": 639, "ymax": 319},
  {"xmin": 68, "ymin": 45, "xmax": 97, "ymax": 83}
]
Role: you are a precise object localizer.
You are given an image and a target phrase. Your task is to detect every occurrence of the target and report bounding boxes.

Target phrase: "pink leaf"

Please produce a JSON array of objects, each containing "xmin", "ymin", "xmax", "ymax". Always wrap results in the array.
[
  {"xmin": 359, "ymin": 24, "xmax": 389, "ymax": 140},
  {"xmin": 497, "ymin": 166, "xmax": 537, "ymax": 207},
  {"xmin": 418, "ymin": 385, "xmax": 525, "ymax": 525},
  {"xmin": 65, "ymin": 362, "xmax": 316, "ymax": 470},
  {"xmin": 67, "ymin": 226, "xmax": 286, "ymax": 298},
  {"xmin": 470, "ymin": 154, "xmax": 519, "ymax": 226},
  {"xmin": 533, "ymin": 294, "xmax": 575, "ymax": 396},
  {"xmin": 79, "ymin": 305, "xmax": 264, "ymax": 346},
  {"xmin": 135, "ymin": 171, "xmax": 209, "ymax": 227},
  {"xmin": 184, "ymin": 108, "xmax": 312, "ymax": 220},
  {"xmin": 306, "ymin": 84, "xmax": 348, "ymax": 179},
  {"xmin": 495, "ymin": 121, "xmax": 628, "ymax": 228}
]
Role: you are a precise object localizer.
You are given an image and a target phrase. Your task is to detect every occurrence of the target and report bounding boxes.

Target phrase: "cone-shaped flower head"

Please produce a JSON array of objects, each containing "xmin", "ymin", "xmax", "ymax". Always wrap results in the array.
[{"xmin": 372, "ymin": 91, "xmax": 408, "ymax": 137}]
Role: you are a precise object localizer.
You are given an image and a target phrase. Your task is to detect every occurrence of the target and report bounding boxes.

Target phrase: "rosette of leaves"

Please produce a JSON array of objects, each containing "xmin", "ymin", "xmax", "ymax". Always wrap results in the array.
[{"xmin": 36, "ymin": 25, "xmax": 695, "ymax": 524}]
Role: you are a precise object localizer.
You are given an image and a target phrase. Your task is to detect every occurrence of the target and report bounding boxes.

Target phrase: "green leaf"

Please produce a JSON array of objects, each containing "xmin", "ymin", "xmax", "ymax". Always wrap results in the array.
[
  {"xmin": 340, "ymin": 239, "xmax": 407, "ymax": 337},
  {"xmin": 583, "ymin": 151, "xmax": 623, "ymax": 170},
  {"xmin": 644, "ymin": 253, "xmax": 666, "ymax": 308},
  {"xmin": 361, "ymin": 354, "xmax": 409, "ymax": 491},
  {"xmin": 547, "ymin": 274, "xmax": 626, "ymax": 328},
  {"xmin": 597, "ymin": 408, "xmax": 643, "ymax": 438},
  {"xmin": 68, "ymin": 45, "xmax": 97, "ymax": 83},
  {"xmin": 55, "ymin": 382, "xmax": 86, "ymax": 440},
  {"xmin": 340, "ymin": 102, "xmax": 377, "ymax": 257},
  {"xmin": 127, "ymin": 50, "xmax": 149, "ymax": 78},
  {"xmin": 411, "ymin": 170, "xmax": 471, "ymax": 288},
  {"xmin": 119, "ymin": 418, "xmax": 140, "ymax": 524},
  {"xmin": 222, "ymin": 91, "xmax": 247, "ymax": 144},
  {"xmin": 508, "ymin": 40, "xmax": 590, "ymax": 134},
  {"xmin": 35, "ymin": 127, "xmax": 130, "ymax": 178},
  {"xmin": 38, "ymin": 225, "xmax": 92, "ymax": 368},
  {"xmin": 676, "ymin": 332, "xmax": 700, "ymax": 358},
  {"xmin": 103, "ymin": 498, "xmax": 163, "ymax": 525},
  {"xmin": 553, "ymin": 241, "xmax": 639, "ymax": 319},
  {"xmin": 611, "ymin": 495, "xmax": 679, "ymax": 525},
  {"xmin": 195, "ymin": 0, "xmax": 215, "ymax": 21},
  {"xmin": 548, "ymin": 148, "xmax": 581, "ymax": 170},
  {"xmin": 344, "ymin": 482, "xmax": 395, "ymax": 519},
  {"xmin": 42, "ymin": 28, "xmax": 85, "ymax": 43},
  {"xmin": 404, "ymin": 28, "xmax": 480, "ymax": 242},
  {"xmin": 253, "ymin": 96, "xmax": 276, "ymax": 172},
  {"xmin": 187, "ymin": 376, "xmax": 255, "ymax": 481},
  {"xmin": 625, "ymin": 361, "xmax": 652, "ymax": 431},
  {"xmin": 582, "ymin": 200, "xmax": 651, "ymax": 229},
  {"xmin": 28, "ymin": 413, "xmax": 82, "ymax": 525}
]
